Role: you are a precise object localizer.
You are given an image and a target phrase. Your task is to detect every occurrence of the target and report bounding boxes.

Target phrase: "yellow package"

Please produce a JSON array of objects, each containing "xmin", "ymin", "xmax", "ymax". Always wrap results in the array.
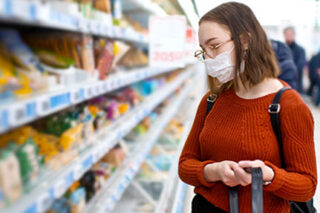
[{"xmin": 59, "ymin": 124, "xmax": 83, "ymax": 151}]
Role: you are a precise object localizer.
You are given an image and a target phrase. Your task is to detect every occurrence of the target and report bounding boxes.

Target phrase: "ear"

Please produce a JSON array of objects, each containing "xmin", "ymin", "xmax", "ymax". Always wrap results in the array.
[{"xmin": 240, "ymin": 33, "xmax": 250, "ymax": 50}]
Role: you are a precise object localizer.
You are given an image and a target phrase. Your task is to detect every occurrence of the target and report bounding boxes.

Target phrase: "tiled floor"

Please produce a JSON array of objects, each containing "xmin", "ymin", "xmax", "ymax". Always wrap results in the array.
[{"xmin": 182, "ymin": 97, "xmax": 320, "ymax": 212}]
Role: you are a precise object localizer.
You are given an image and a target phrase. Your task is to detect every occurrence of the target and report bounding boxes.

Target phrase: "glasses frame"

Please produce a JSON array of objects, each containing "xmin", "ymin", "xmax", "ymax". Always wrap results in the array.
[{"xmin": 194, "ymin": 39, "xmax": 233, "ymax": 61}]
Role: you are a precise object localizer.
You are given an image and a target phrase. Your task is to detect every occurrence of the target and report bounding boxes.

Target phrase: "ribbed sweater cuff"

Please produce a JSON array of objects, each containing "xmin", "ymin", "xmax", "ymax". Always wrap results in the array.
[
  {"xmin": 263, "ymin": 161, "xmax": 285, "ymax": 192},
  {"xmin": 197, "ymin": 160, "xmax": 216, "ymax": 188}
]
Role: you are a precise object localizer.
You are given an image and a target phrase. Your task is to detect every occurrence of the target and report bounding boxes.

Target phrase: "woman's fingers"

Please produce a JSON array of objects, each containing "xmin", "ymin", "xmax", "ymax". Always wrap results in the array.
[
  {"xmin": 238, "ymin": 160, "xmax": 274, "ymax": 182},
  {"xmin": 238, "ymin": 160, "xmax": 264, "ymax": 168},
  {"xmin": 233, "ymin": 166, "xmax": 252, "ymax": 186}
]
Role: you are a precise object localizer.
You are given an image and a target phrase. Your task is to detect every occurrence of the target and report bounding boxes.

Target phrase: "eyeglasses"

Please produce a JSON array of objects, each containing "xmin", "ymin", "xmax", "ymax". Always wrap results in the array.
[{"xmin": 194, "ymin": 39, "xmax": 233, "ymax": 62}]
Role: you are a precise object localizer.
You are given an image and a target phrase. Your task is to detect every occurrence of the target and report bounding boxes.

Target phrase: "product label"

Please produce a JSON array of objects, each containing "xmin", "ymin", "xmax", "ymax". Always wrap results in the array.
[{"xmin": 149, "ymin": 16, "xmax": 186, "ymax": 67}]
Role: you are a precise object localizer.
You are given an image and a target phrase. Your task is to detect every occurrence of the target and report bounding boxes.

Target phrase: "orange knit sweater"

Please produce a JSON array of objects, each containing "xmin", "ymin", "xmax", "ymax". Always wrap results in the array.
[{"xmin": 178, "ymin": 87, "xmax": 317, "ymax": 213}]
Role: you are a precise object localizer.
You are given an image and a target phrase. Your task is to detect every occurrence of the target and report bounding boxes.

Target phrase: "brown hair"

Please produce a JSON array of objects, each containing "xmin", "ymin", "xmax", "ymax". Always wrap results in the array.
[
  {"xmin": 199, "ymin": 2, "xmax": 280, "ymax": 95},
  {"xmin": 283, "ymin": 26, "xmax": 295, "ymax": 34}
]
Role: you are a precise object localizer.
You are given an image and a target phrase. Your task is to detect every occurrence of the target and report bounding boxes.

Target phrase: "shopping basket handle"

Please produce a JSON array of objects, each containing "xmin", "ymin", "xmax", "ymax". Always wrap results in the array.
[{"xmin": 229, "ymin": 167, "xmax": 263, "ymax": 213}]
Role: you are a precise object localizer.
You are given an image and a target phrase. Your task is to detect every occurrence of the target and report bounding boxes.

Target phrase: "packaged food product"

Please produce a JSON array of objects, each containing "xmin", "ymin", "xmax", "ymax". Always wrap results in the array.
[
  {"xmin": 94, "ymin": 38, "xmax": 114, "ymax": 80},
  {"xmin": 69, "ymin": 187, "xmax": 86, "ymax": 213},
  {"xmin": 0, "ymin": 148, "xmax": 22, "ymax": 202},
  {"xmin": 15, "ymin": 139, "xmax": 41, "ymax": 184}
]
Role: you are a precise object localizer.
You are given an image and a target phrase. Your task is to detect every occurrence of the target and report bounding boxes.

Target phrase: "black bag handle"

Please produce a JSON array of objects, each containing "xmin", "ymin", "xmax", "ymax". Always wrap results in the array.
[
  {"xmin": 268, "ymin": 87, "xmax": 315, "ymax": 213},
  {"xmin": 268, "ymin": 87, "xmax": 291, "ymax": 168}
]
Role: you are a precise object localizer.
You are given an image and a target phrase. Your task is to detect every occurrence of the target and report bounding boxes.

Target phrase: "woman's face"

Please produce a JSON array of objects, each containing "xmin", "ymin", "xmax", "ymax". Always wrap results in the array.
[{"xmin": 198, "ymin": 21, "xmax": 236, "ymax": 65}]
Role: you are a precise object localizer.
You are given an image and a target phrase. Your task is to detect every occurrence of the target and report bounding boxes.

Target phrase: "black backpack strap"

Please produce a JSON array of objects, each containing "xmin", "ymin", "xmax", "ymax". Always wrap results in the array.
[
  {"xmin": 206, "ymin": 94, "xmax": 217, "ymax": 115},
  {"xmin": 268, "ymin": 87, "xmax": 291, "ymax": 168}
]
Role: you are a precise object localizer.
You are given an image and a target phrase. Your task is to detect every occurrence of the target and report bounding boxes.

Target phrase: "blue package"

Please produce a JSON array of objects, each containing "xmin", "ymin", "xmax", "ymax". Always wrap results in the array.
[{"xmin": 0, "ymin": 29, "xmax": 44, "ymax": 73}]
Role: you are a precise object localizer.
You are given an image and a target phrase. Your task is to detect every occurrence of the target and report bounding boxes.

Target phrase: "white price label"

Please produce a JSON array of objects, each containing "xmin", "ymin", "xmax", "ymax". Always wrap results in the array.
[
  {"xmin": 94, "ymin": 84, "xmax": 101, "ymax": 95},
  {"xmin": 37, "ymin": 192, "xmax": 52, "ymax": 212},
  {"xmin": 85, "ymin": 86, "xmax": 93, "ymax": 98},
  {"xmin": 103, "ymin": 81, "xmax": 109, "ymax": 92},
  {"xmin": 92, "ymin": 150, "xmax": 100, "ymax": 163},
  {"xmin": 73, "ymin": 164, "xmax": 83, "ymax": 180},
  {"xmin": 71, "ymin": 89, "xmax": 80, "ymax": 104},
  {"xmin": 8, "ymin": 104, "xmax": 26, "ymax": 126},
  {"xmin": 114, "ymin": 27, "xmax": 121, "ymax": 37},
  {"xmin": 11, "ymin": 0, "xmax": 32, "ymax": 20},
  {"xmin": 99, "ymin": 82, "xmax": 105, "ymax": 93},
  {"xmin": 37, "ymin": 97, "xmax": 50, "ymax": 116},
  {"xmin": 53, "ymin": 180, "xmax": 66, "ymax": 198},
  {"xmin": 79, "ymin": 19, "xmax": 88, "ymax": 32}
]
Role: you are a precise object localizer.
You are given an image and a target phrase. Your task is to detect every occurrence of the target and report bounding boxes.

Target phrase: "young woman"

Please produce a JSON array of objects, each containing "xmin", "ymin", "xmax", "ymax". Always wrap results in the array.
[{"xmin": 178, "ymin": 2, "xmax": 317, "ymax": 213}]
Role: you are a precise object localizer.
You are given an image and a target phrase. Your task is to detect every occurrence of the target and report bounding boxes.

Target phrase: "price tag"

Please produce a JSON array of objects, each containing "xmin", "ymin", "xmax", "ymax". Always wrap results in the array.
[
  {"xmin": 11, "ymin": 0, "xmax": 30, "ymax": 20},
  {"xmin": 36, "ymin": 192, "xmax": 52, "ymax": 212},
  {"xmin": 3, "ymin": 0, "xmax": 12, "ymax": 16},
  {"xmin": 117, "ymin": 183, "xmax": 125, "ymax": 195},
  {"xmin": 9, "ymin": 105, "xmax": 26, "ymax": 126},
  {"xmin": 92, "ymin": 149, "xmax": 100, "ymax": 163},
  {"xmin": 53, "ymin": 180, "xmax": 66, "ymax": 198},
  {"xmin": 50, "ymin": 93, "xmax": 71, "ymax": 109},
  {"xmin": 73, "ymin": 164, "xmax": 83, "ymax": 180},
  {"xmin": 116, "ymin": 128, "xmax": 125, "ymax": 140},
  {"xmin": 99, "ymin": 82, "xmax": 105, "ymax": 94},
  {"xmin": 0, "ymin": 109, "xmax": 9, "ymax": 129},
  {"xmin": 28, "ymin": 2, "xmax": 37, "ymax": 21},
  {"xmin": 82, "ymin": 156, "xmax": 93, "ymax": 171},
  {"xmin": 139, "ymin": 34, "xmax": 144, "ymax": 42},
  {"xmin": 121, "ymin": 28, "xmax": 126, "ymax": 38},
  {"xmin": 109, "ymin": 196, "xmax": 116, "ymax": 210},
  {"xmin": 64, "ymin": 172, "xmax": 74, "ymax": 188},
  {"xmin": 71, "ymin": 89, "xmax": 80, "ymax": 104},
  {"xmin": 37, "ymin": 97, "xmax": 50, "ymax": 116},
  {"xmin": 103, "ymin": 81, "xmax": 109, "ymax": 92},
  {"xmin": 114, "ymin": 27, "xmax": 121, "ymax": 37},
  {"xmin": 79, "ymin": 19, "xmax": 88, "ymax": 32},
  {"xmin": 85, "ymin": 86, "xmax": 93, "ymax": 99},
  {"xmin": 36, "ymin": 2, "xmax": 49, "ymax": 22},
  {"xmin": 94, "ymin": 84, "xmax": 101, "ymax": 96},
  {"xmin": 26, "ymin": 102, "xmax": 37, "ymax": 119},
  {"xmin": 116, "ymin": 79, "xmax": 121, "ymax": 88}
]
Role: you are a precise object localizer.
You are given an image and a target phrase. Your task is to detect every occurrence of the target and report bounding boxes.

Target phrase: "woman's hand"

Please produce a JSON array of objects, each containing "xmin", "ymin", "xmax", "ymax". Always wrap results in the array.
[
  {"xmin": 234, "ymin": 160, "xmax": 275, "ymax": 186},
  {"xmin": 204, "ymin": 161, "xmax": 242, "ymax": 187}
]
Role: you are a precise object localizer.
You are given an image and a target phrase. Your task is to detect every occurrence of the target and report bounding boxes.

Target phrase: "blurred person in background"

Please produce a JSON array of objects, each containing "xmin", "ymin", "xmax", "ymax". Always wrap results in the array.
[
  {"xmin": 270, "ymin": 39, "xmax": 298, "ymax": 90},
  {"xmin": 283, "ymin": 26, "xmax": 306, "ymax": 93},
  {"xmin": 308, "ymin": 51, "xmax": 320, "ymax": 105}
]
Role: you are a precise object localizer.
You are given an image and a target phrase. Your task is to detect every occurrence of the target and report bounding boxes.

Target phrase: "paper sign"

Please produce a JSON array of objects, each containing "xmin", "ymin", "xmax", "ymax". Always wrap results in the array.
[{"xmin": 149, "ymin": 16, "xmax": 186, "ymax": 67}]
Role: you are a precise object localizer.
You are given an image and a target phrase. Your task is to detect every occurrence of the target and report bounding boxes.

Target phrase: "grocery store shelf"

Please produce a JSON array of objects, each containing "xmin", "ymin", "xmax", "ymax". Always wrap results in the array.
[
  {"xmin": 0, "ymin": 65, "xmax": 181, "ymax": 134},
  {"xmin": 177, "ymin": 0, "xmax": 199, "ymax": 31},
  {"xmin": 1, "ymin": 69, "xmax": 193, "ymax": 213},
  {"xmin": 154, "ymin": 121, "xmax": 192, "ymax": 213},
  {"xmin": 86, "ymin": 77, "xmax": 193, "ymax": 213},
  {"xmin": 123, "ymin": 0, "xmax": 167, "ymax": 16},
  {"xmin": 171, "ymin": 181, "xmax": 188, "ymax": 213},
  {"xmin": 0, "ymin": 0, "xmax": 148, "ymax": 43}
]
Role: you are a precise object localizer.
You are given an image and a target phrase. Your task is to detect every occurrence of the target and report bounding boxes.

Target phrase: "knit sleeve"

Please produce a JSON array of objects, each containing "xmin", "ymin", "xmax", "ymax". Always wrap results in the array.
[
  {"xmin": 178, "ymin": 92, "xmax": 216, "ymax": 188},
  {"xmin": 264, "ymin": 90, "xmax": 317, "ymax": 202}
]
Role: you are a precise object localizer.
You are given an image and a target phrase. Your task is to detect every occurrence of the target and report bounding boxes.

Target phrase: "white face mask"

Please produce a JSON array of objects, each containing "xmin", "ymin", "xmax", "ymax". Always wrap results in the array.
[{"xmin": 204, "ymin": 47, "xmax": 235, "ymax": 83}]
